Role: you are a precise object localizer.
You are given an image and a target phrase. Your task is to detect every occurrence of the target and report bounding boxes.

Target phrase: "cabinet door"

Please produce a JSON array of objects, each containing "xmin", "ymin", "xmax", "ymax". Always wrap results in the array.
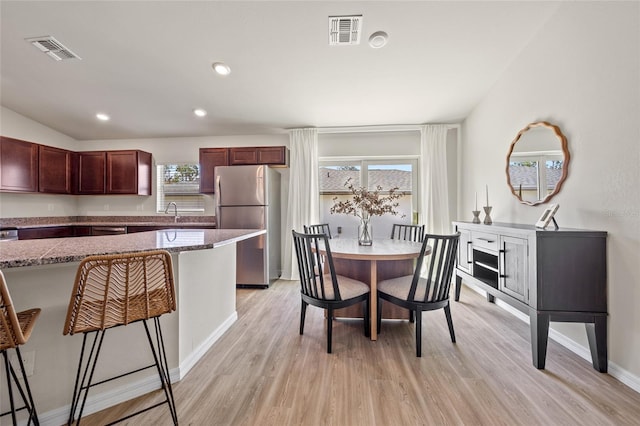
[
  {"xmin": 78, "ymin": 152, "xmax": 106, "ymax": 194},
  {"xmin": 229, "ymin": 147, "xmax": 258, "ymax": 165},
  {"xmin": 456, "ymin": 227, "xmax": 473, "ymax": 274},
  {"xmin": 106, "ymin": 150, "xmax": 151, "ymax": 195},
  {"xmin": 257, "ymin": 146, "xmax": 287, "ymax": 165},
  {"xmin": 107, "ymin": 151, "xmax": 139, "ymax": 194},
  {"xmin": 18, "ymin": 226, "xmax": 74, "ymax": 240},
  {"xmin": 39, "ymin": 145, "xmax": 73, "ymax": 194},
  {"xmin": 499, "ymin": 236, "xmax": 528, "ymax": 302},
  {"xmin": 0, "ymin": 136, "xmax": 38, "ymax": 192},
  {"xmin": 199, "ymin": 148, "xmax": 229, "ymax": 193}
]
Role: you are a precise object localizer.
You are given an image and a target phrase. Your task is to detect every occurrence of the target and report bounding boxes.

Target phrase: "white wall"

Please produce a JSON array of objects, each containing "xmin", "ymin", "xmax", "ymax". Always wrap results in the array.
[{"xmin": 461, "ymin": 2, "xmax": 640, "ymax": 381}]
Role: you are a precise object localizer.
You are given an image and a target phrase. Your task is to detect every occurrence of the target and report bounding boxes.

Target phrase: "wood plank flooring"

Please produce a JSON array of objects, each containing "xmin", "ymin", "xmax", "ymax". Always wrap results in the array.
[{"xmin": 81, "ymin": 280, "xmax": 640, "ymax": 425}]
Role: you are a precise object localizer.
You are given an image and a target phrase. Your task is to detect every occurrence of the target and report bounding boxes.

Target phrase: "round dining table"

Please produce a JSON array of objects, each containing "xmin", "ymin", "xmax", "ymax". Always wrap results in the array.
[{"xmin": 319, "ymin": 238, "xmax": 426, "ymax": 340}]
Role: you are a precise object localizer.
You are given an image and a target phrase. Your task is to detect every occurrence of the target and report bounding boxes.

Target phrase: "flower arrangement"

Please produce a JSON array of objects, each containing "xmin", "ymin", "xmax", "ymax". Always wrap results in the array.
[{"xmin": 330, "ymin": 178, "xmax": 405, "ymax": 220}]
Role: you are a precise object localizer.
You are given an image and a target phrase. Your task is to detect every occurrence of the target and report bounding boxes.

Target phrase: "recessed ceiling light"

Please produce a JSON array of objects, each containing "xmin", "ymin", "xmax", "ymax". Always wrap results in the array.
[
  {"xmin": 212, "ymin": 62, "xmax": 231, "ymax": 76},
  {"xmin": 96, "ymin": 113, "xmax": 110, "ymax": 121},
  {"xmin": 368, "ymin": 31, "xmax": 389, "ymax": 48},
  {"xmin": 193, "ymin": 108, "xmax": 207, "ymax": 117}
]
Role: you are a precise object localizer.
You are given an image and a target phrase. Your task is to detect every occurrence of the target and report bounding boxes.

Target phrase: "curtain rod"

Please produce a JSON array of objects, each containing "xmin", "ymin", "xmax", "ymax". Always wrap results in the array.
[{"xmin": 316, "ymin": 124, "xmax": 461, "ymax": 134}]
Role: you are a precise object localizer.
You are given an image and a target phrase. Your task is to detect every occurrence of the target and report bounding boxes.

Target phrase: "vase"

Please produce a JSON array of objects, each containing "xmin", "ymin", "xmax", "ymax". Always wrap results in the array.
[{"xmin": 358, "ymin": 215, "xmax": 373, "ymax": 246}]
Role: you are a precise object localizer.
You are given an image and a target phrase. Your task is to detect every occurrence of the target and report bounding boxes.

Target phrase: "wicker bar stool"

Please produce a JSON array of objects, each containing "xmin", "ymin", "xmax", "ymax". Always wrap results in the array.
[
  {"xmin": 0, "ymin": 270, "xmax": 40, "ymax": 426},
  {"xmin": 63, "ymin": 250, "xmax": 178, "ymax": 425}
]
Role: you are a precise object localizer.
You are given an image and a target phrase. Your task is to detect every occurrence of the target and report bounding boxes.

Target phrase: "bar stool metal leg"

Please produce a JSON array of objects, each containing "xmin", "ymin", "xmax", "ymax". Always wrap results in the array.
[{"xmin": 2, "ymin": 348, "xmax": 40, "ymax": 426}]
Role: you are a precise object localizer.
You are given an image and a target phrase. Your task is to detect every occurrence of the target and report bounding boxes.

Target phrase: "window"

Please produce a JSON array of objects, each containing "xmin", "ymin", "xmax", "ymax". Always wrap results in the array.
[
  {"xmin": 156, "ymin": 163, "xmax": 205, "ymax": 213},
  {"xmin": 319, "ymin": 158, "xmax": 418, "ymax": 239}
]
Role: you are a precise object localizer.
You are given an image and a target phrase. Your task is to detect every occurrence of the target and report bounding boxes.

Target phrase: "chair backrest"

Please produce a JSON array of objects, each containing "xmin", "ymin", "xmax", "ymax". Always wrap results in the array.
[
  {"xmin": 63, "ymin": 250, "xmax": 176, "ymax": 335},
  {"xmin": 0, "ymin": 271, "xmax": 27, "ymax": 350},
  {"xmin": 407, "ymin": 233, "xmax": 460, "ymax": 303},
  {"xmin": 390, "ymin": 224, "xmax": 425, "ymax": 242},
  {"xmin": 292, "ymin": 230, "xmax": 343, "ymax": 301},
  {"xmin": 304, "ymin": 224, "xmax": 332, "ymax": 239}
]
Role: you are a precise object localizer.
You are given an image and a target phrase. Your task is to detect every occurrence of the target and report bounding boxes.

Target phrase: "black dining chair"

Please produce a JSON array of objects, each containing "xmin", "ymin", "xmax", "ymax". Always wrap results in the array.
[
  {"xmin": 292, "ymin": 230, "xmax": 370, "ymax": 353},
  {"xmin": 377, "ymin": 232, "xmax": 460, "ymax": 357},
  {"xmin": 390, "ymin": 223, "xmax": 425, "ymax": 242},
  {"xmin": 304, "ymin": 224, "xmax": 332, "ymax": 239}
]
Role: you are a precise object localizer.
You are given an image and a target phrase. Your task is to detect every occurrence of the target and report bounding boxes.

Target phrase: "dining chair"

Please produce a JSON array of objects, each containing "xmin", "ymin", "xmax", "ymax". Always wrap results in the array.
[
  {"xmin": 63, "ymin": 250, "xmax": 178, "ymax": 425},
  {"xmin": 390, "ymin": 223, "xmax": 425, "ymax": 242},
  {"xmin": 0, "ymin": 271, "xmax": 40, "ymax": 426},
  {"xmin": 304, "ymin": 223, "xmax": 332, "ymax": 238},
  {"xmin": 377, "ymin": 232, "xmax": 460, "ymax": 357},
  {"xmin": 292, "ymin": 230, "xmax": 370, "ymax": 353}
]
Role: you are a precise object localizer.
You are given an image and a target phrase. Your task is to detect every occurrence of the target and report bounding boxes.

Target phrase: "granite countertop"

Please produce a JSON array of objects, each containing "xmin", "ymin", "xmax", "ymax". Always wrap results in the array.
[{"xmin": 0, "ymin": 228, "xmax": 264, "ymax": 269}]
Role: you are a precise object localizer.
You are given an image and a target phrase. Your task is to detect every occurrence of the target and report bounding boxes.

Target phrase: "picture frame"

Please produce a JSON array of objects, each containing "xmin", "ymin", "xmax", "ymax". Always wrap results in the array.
[{"xmin": 535, "ymin": 204, "xmax": 560, "ymax": 229}]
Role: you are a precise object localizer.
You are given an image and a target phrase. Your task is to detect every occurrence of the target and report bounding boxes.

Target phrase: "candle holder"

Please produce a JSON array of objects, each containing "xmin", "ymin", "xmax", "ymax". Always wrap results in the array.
[
  {"xmin": 483, "ymin": 206, "xmax": 493, "ymax": 225},
  {"xmin": 472, "ymin": 210, "xmax": 481, "ymax": 224}
]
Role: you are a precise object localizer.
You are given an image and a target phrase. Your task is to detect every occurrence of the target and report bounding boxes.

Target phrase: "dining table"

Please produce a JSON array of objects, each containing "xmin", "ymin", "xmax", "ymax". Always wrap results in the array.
[{"xmin": 319, "ymin": 238, "xmax": 426, "ymax": 340}]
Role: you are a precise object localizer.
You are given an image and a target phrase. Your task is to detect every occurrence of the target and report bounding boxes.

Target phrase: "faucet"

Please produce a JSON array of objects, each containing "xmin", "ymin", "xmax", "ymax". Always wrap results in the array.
[{"xmin": 164, "ymin": 202, "xmax": 179, "ymax": 223}]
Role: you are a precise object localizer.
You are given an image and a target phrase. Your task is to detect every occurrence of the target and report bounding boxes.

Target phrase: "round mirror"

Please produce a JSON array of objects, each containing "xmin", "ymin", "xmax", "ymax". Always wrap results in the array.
[{"xmin": 505, "ymin": 121, "xmax": 569, "ymax": 206}]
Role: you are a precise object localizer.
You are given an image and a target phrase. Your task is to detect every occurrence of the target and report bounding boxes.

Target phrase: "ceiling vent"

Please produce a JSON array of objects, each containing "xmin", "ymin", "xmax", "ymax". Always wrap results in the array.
[
  {"xmin": 25, "ymin": 36, "xmax": 81, "ymax": 61},
  {"xmin": 328, "ymin": 15, "xmax": 362, "ymax": 45}
]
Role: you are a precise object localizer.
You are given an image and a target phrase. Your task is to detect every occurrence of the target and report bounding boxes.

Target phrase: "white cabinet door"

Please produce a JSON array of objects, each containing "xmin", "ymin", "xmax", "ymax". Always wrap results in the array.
[
  {"xmin": 456, "ymin": 227, "xmax": 473, "ymax": 274},
  {"xmin": 499, "ymin": 235, "xmax": 528, "ymax": 302}
]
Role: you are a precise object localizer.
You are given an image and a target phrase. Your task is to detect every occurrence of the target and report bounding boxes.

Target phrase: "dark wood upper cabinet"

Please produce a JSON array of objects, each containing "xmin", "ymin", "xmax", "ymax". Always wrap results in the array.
[
  {"xmin": 0, "ymin": 136, "xmax": 39, "ymax": 192},
  {"xmin": 199, "ymin": 148, "xmax": 229, "ymax": 193},
  {"xmin": 77, "ymin": 151, "xmax": 106, "ymax": 194},
  {"xmin": 39, "ymin": 145, "xmax": 74, "ymax": 194},
  {"xmin": 107, "ymin": 150, "xmax": 152, "ymax": 195},
  {"xmin": 257, "ymin": 146, "xmax": 287, "ymax": 166},
  {"xmin": 228, "ymin": 146, "xmax": 287, "ymax": 166}
]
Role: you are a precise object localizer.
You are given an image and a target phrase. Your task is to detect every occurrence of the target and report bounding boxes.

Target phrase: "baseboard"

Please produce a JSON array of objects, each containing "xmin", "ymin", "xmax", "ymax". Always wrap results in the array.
[
  {"xmin": 177, "ymin": 311, "xmax": 238, "ymax": 379},
  {"xmin": 463, "ymin": 282, "xmax": 640, "ymax": 395},
  {"xmin": 36, "ymin": 311, "xmax": 238, "ymax": 426}
]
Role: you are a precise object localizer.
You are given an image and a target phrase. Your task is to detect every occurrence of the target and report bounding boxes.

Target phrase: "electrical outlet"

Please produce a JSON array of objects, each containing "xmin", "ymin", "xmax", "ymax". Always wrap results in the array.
[
  {"xmin": 10, "ymin": 350, "xmax": 35, "ymax": 377},
  {"xmin": 47, "ymin": 203, "xmax": 54, "ymax": 211},
  {"xmin": 103, "ymin": 204, "xmax": 110, "ymax": 211}
]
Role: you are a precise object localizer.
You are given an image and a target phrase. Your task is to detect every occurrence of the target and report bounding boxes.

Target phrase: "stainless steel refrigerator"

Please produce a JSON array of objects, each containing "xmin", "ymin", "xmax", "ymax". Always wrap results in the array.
[{"xmin": 214, "ymin": 165, "xmax": 281, "ymax": 287}]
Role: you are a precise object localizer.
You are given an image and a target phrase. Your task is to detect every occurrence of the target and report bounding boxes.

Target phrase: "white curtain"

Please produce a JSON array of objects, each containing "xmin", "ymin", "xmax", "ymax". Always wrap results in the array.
[
  {"xmin": 420, "ymin": 125, "xmax": 451, "ymax": 235},
  {"xmin": 281, "ymin": 128, "xmax": 319, "ymax": 280}
]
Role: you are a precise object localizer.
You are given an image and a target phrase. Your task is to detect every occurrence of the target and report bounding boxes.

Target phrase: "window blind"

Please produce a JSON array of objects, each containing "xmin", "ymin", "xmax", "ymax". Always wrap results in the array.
[{"xmin": 156, "ymin": 164, "xmax": 205, "ymax": 213}]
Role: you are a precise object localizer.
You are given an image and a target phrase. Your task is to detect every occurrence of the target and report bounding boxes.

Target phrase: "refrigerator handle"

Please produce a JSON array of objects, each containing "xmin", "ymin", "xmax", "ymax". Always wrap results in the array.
[{"xmin": 216, "ymin": 174, "xmax": 222, "ymax": 202}]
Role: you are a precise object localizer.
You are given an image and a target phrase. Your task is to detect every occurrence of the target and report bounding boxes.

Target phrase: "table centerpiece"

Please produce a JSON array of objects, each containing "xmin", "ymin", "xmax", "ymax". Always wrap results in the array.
[{"xmin": 330, "ymin": 178, "xmax": 405, "ymax": 245}]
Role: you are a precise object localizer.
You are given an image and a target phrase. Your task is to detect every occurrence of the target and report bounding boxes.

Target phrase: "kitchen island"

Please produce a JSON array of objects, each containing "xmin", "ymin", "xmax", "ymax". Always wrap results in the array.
[{"xmin": 0, "ymin": 228, "xmax": 264, "ymax": 425}]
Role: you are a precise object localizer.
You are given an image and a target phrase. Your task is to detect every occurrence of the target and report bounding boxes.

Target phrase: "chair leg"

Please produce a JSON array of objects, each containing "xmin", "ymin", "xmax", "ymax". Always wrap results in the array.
[
  {"xmin": 68, "ymin": 330, "xmax": 106, "ymax": 426},
  {"xmin": 409, "ymin": 310, "xmax": 415, "ymax": 323},
  {"xmin": 363, "ymin": 297, "xmax": 370, "ymax": 338},
  {"xmin": 415, "ymin": 310, "xmax": 422, "ymax": 357},
  {"xmin": 377, "ymin": 296, "xmax": 382, "ymax": 333},
  {"xmin": 300, "ymin": 300, "xmax": 308, "ymax": 335},
  {"xmin": 444, "ymin": 303, "xmax": 456, "ymax": 343},
  {"xmin": 143, "ymin": 318, "xmax": 178, "ymax": 425},
  {"xmin": 2, "ymin": 350, "xmax": 18, "ymax": 425},
  {"xmin": 12, "ymin": 346, "xmax": 40, "ymax": 425},
  {"xmin": 327, "ymin": 308, "xmax": 333, "ymax": 353}
]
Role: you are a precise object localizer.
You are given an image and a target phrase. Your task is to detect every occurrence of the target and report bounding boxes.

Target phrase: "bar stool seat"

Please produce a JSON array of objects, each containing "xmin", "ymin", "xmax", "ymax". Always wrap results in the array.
[
  {"xmin": 0, "ymin": 270, "xmax": 40, "ymax": 426},
  {"xmin": 63, "ymin": 250, "xmax": 178, "ymax": 425}
]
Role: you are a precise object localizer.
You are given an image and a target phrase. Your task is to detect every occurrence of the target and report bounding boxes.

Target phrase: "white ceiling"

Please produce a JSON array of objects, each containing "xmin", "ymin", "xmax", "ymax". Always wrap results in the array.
[{"xmin": 0, "ymin": 1, "xmax": 560, "ymax": 141}]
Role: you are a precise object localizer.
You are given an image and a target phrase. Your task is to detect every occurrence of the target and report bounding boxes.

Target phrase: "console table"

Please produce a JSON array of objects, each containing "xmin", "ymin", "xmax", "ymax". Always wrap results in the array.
[{"xmin": 452, "ymin": 221, "xmax": 607, "ymax": 372}]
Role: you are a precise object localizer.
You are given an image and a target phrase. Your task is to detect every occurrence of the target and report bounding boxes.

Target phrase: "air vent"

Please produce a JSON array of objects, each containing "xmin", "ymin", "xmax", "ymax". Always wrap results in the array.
[
  {"xmin": 328, "ymin": 15, "xmax": 362, "ymax": 45},
  {"xmin": 25, "ymin": 36, "xmax": 81, "ymax": 61}
]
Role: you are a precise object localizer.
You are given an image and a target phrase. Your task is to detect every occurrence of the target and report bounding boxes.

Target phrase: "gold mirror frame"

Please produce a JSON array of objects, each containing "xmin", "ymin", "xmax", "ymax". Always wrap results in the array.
[{"xmin": 505, "ymin": 121, "xmax": 570, "ymax": 206}]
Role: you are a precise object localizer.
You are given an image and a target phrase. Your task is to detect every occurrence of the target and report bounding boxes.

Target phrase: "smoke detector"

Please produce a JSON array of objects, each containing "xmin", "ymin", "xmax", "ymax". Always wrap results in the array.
[
  {"xmin": 328, "ymin": 15, "xmax": 363, "ymax": 45},
  {"xmin": 25, "ymin": 36, "xmax": 81, "ymax": 61}
]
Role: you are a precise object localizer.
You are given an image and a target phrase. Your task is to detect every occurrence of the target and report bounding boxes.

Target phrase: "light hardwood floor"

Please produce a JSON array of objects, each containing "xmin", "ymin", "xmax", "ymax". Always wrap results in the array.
[{"xmin": 81, "ymin": 280, "xmax": 640, "ymax": 425}]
